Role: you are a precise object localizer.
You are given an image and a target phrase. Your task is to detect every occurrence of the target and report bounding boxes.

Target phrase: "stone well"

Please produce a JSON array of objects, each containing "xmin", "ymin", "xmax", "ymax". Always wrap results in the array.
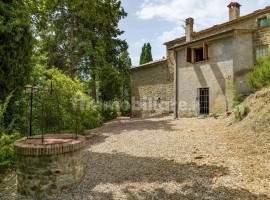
[{"xmin": 14, "ymin": 134, "xmax": 86, "ymax": 197}]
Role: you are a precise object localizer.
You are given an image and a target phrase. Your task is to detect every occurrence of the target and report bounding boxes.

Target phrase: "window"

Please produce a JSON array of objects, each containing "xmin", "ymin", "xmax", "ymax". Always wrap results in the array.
[
  {"xmin": 258, "ymin": 17, "xmax": 268, "ymax": 27},
  {"xmin": 256, "ymin": 45, "xmax": 268, "ymax": 58},
  {"xmin": 194, "ymin": 48, "xmax": 204, "ymax": 62},
  {"xmin": 186, "ymin": 42, "xmax": 208, "ymax": 63}
]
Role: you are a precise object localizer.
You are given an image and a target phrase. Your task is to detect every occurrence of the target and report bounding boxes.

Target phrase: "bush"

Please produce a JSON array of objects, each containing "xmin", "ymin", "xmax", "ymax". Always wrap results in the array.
[
  {"xmin": 232, "ymin": 87, "xmax": 243, "ymax": 123},
  {"xmin": 72, "ymin": 92, "xmax": 103, "ymax": 131},
  {"xmin": 248, "ymin": 54, "xmax": 270, "ymax": 91},
  {"xmin": 101, "ymin": 102, "xmax": 121, "ymax": 122},
  {"xmin": 0, "ymin": 132, "xmax": 20, "ymax": 174},
  {"xmin": 30, "ymin": 66, "xmax": 105, "ymax": 134},
  {"xmin": 0, "ymin": 95, "xmax": 21, "ymax": 174}
]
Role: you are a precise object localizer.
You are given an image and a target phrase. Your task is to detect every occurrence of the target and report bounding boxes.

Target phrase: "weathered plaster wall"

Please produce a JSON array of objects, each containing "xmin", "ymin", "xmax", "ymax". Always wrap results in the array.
[
  {"xmin": 176, "ymin": 37, "xmax": 234, "ymax": 117},
  {"xmin": 131, "ymin": 61, "xmax": 174, "ymax": 118},
  {"xmin": 233, "ymin": 32, "xmax": 254, "ymax": 94}
]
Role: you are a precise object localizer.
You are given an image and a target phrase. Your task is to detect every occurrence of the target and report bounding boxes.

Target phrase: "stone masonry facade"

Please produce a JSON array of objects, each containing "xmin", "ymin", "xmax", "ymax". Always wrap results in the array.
[
  {"xmin": 131, "ymin": 59, "xmax": 174, "ymax": 118},
  {"xmin": 131, "ymin": 2, "xmax": 270, "ymax": 118}
]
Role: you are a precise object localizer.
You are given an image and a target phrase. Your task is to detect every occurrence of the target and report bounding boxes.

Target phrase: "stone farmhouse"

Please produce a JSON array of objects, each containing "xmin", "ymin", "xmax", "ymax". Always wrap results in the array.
[{"xmin": 131, "ymin": 2, "xmax": 270, "ymax": 118}]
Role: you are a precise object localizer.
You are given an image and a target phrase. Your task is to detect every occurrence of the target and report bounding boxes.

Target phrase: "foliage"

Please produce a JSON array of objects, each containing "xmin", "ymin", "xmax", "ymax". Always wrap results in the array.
[
  {"xmin": 26, "ymin": 0, "xmax": 131, "ymax": 107},
  {"xmin": 0, "ymin": 94, "xmax": 12, "ymax": 134},
  {"xmin": 0, "ymin": 133, "xmax": 20, "ymax": 174},
  {"xmin": 248, "ymin": 54, "xmax": 270, "ymax": 91},
  {"xmin": 29, "ymin": 65, "xmax": 103, "ymax": 134},
  {"xmin": 140, "ymin": 43, "xmax": 153, "ymax": 65},
  {"xmin": 0, "ymin": 0, "xmax": 34, "ymax": 132},
  {"xmin": 0, "ymin": 95, "xmax": 21, "ymax": 174},
  {"xmin": 118, "ymin": 51, "xmax": 132, "ymax": 115},
  {"xmin": 27, "ymin": 0, "xmax": 128, "ymax": 77},
  {"xmin": 232, "ymin": 87, "xmax": 243, "ymax": 123},
  {"xmin": 99, "ymin": 65, "xmax": 122, "ymax": 102},
  {"xmin": 101, "ymin": 102, "xmax": 121, "ymax": 122},
  {"xmin": 0, "ymin": 0, "xmax": 34, "ymax": 101}
]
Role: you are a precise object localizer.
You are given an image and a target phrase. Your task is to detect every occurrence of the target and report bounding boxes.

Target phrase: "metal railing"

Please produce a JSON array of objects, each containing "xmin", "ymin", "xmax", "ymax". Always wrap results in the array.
[{"xmin": 24, "ymin": 81, "xmax": 80, "ymax": 144}]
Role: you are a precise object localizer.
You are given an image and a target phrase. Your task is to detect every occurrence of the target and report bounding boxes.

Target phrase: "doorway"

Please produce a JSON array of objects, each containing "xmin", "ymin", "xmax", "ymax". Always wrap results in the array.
[{"xmin": 198, "ymin": 88, "xmax": 209, "ymax": 115}]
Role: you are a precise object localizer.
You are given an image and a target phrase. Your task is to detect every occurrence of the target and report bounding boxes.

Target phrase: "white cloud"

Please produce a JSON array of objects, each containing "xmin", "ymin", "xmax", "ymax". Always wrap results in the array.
[
  {"xmin": 258, "ymin": 0, "xmax": 268, "ymax": 6},
  {"xmin": 137, "ymin": 0, "xmax": 269, "ymax": 26},
  {"xmin": 137, "ymin": 0, "xmax": 228, "ymax": 25},
  {"xmin": 157, "ymin": 26, "xmax": 184, "ymax": 43},
  {"xmin": 132, "ymin": 38, "xmax": 147, "ymax": 47},
  {"xmin": 137, "ymin": 0, "xmax": 270, "ymax": 45}
]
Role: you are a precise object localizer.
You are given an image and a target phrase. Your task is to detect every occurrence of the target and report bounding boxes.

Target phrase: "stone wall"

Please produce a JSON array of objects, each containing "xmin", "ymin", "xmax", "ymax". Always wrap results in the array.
[
  {"xmin": 166, "ymin": 8, "xmax": 270, "ymax": 117},
  {"xmin": 131, "ymin": 60, "xmax": 174, "ymax": 118},
  {"xmin": 176, "ymin": 36, "xmax": 234, "ymax": 117},
  {"xmin": 14, "ymin": 135, "xmax": 85, "ymax": 197}
]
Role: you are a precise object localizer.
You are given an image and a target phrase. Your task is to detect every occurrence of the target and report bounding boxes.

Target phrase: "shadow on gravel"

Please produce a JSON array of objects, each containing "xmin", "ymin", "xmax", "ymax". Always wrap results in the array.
[{"xmin": 61, "ymin": 152, "xmax": 270, "ymax": 200}]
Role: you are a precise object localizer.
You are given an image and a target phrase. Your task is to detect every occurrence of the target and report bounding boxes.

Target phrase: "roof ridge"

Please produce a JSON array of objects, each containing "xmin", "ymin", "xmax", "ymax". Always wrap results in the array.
[{"xmin": 164, "ymin": 5, "xmax": 270, "ymax": 45}]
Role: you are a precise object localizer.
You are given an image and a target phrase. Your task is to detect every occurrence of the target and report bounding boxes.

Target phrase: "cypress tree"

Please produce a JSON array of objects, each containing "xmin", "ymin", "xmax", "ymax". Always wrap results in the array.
[
  {"xmin": 139, "ymin": 43, "xmax": 146, "ymax": 65},
  {"xmin": 139, "ymin": 43, "xmax": 153, "ymax": 65},
  {"xmin": 0, "ymin": 0, "xmax": 33, "ymax": 101}
]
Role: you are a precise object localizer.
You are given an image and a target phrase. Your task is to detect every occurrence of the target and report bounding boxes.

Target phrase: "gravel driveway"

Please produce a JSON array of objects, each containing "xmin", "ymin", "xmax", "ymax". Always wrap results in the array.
[{"xmin": 1, "ymin": 115, "xmax": 269, "ymax": 200}]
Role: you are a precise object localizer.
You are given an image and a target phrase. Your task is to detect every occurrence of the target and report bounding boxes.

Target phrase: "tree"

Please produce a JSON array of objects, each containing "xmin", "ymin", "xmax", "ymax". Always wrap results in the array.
[
  {"xmin": 145, "ymin": 43, "xmax": 153, "ymax": 63},
  {"xmin": 118, "ymin": 51, "xmax": 132, "ymax": 115},
  {"xmin": 29, "ymin": 0, "xmax": 127, "ymax": 75},
  {"xmin": 0, "ymin": 0, "xmax": 34, "ymax": 130},
  {"xmin": 0, "ymin": 0, "xmax": 33, "ymax": 101},
  {"xmin": 139, "ymin": 43, "xmax": 146, "ymax": 65},
  {"xmin": 28, "ymin": 0, "xmax": 129, "ymax": 103},
  {"xmin": 139, "ymin": 43, "xmax": 153, "ymax": 65}
]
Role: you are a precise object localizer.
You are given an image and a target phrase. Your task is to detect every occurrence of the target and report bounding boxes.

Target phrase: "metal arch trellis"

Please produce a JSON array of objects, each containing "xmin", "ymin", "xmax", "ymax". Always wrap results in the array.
[{"xmin": 24, "ymin": 81, "xmax": 79, "ymax": 144}]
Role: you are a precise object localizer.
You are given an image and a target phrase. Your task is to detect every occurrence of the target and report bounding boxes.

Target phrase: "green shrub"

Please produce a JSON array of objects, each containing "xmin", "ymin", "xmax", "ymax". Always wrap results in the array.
[
  {"xmin": 72, "ymin": 91, "xmax": 103, "ymax": 131},
  {"xmin": 0, "ymin": 94, "xmax": 12, "ymax": 134},
  {"xmin": 101, "ymin": 102, "xmax": 121, "ymax": 122},
  {"xmin": 233, "ymin": 106, "xmax": 242, "ymax": 123},
  {"xmin": 232, "ymin": 87, "xmax": 243, "ymax": 123},
  {"xmin": 0, "ymin": 132, "xmax": 20, "ymax": 174},
  {"xmin": 30, "ymin": 66, "xmax": 105, "ymax": 134},
  {"xmin": 0, "ymin": 95, "xmax": 22, "ymax": 174},
  {"xmin": 248, "ymin": 54, "xmax": 270, "ymax": 91}
]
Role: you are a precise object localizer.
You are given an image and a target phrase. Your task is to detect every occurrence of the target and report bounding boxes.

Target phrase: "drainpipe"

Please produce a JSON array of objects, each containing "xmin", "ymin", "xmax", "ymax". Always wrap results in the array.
[{"xmin": 174, "ymin": 49, "xmax": 179, "ymax": 119}]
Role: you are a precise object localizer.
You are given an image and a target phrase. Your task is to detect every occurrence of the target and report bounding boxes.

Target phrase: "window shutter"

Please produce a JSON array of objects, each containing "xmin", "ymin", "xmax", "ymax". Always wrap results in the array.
[
  {"xmin": 186, "ymin": 47, "xmax": 192, "ymax": 63},
  {"xmin": 203, "ymin": 42, "xmax": 208, "ymax": 60}
]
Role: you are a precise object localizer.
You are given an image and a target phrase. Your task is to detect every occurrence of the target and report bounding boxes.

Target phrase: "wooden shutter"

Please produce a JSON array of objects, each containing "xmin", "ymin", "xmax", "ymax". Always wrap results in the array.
[
  {"xmin": 186, "ymin": 47, "xmax": 192, "ymax": 63},
  {"xmin": 203, "ymin": 42, "xmax": 208, "ymax": 60}
]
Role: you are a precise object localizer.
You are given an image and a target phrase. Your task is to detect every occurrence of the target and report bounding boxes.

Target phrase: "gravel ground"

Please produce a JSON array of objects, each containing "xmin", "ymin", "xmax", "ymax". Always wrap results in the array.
[{"xmin": 0, "ymin": 115, "xmax": 269, "ymax": 200}]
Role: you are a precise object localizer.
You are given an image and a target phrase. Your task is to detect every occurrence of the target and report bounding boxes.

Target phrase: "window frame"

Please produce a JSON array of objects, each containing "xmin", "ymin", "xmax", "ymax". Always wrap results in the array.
[
  {"xmin": 186, "ymin": 42, "xmax": 208, "ymax": 63},
  {"xmin": 256, "ymin": 45, "xmax": 268, "ymax": 59},
  {"xmin": 258, "ymin": 16, "xmax": 268, "ymax": 28}
]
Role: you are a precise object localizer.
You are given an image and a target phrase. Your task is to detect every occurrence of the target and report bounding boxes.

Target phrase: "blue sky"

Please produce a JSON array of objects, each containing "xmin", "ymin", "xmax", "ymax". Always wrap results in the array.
[{"xmin": 118, "ymin": 0, "xmax": 269, "ymax": 66}]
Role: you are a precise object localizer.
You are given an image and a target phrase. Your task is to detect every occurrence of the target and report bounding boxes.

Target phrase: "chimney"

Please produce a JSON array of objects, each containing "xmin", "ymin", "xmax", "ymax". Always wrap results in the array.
[
  {"xmin": 186, "ymin": 17, "xmax": 194, "ymax": 43},
  {"xmin": 227, "ymin": 2, "xmax": 241, "ymax": 21}
]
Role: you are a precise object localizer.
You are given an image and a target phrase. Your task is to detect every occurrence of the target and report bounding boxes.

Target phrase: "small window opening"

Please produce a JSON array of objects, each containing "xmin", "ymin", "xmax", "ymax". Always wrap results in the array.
[
  {"xmin": 186, "ymin": 42, "xmax": 208, "ymax": 63},
  {"xmin": 256, "ymin": 45, "xmax": 268, "ymax": 58},
  {"xmin": 259, "ymin": 17, "xmax": 268, "ymax": 27},
  {"xmin": 194, "ymin": 48, "xmax": 204, "ymax": 62}
]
